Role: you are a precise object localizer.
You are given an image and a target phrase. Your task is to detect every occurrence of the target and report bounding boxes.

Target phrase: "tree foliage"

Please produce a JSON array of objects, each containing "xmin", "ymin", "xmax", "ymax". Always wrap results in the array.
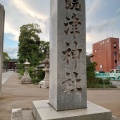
[
  {"xmin": 3, "ymin": 52, "xmax": 11, "ymax": 62},
  {"xmin": 39, "ymin": 40, "xmax": 49, "ymax": 61},
  {"xmin": 18, "ymin": 23, "xmax": 42, "ymax": 66},
  {"xmin": 87, "ymin": 55, "xmax": 97, "ymax": 84},
  {"xmin": 17, "ymin": 23, "xmax": 49, "ymax": 81}
]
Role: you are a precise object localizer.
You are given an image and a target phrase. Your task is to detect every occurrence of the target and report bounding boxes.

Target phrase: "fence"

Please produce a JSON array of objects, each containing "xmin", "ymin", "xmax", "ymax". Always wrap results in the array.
[{"xmin": 95, "ymin": 72, "xmax": 120, "ymax": 80}]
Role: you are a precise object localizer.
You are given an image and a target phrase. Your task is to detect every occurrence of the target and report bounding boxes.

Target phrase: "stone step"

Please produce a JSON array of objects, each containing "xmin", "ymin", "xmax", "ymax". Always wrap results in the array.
[
  {"xmin": 11, "ymin": 107, "xmax": 118, "ymax": 120},
  {"xmin": 11, "ymin": 108, "xmax": 35, "ymax": 120},
  {"xmin": 32, "ymin": 100, "xmax": 113, "ymax": 120}
]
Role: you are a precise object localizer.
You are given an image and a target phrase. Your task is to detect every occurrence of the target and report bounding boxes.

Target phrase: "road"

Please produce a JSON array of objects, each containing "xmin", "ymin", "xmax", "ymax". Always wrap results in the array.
[
  {"xmin": 2, "ymin": 71, "xmax": 14, "ymax": 84},
  {"xmin": 111, "ymin": 80, "xmax": 120, "ymax": 88}
]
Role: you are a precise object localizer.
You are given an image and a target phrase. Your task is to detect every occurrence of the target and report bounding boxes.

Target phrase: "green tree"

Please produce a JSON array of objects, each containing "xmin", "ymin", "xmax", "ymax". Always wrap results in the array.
[
  {"xmin": 17, "ymin": 23, "xmax": 42, "ymax": 67},
  {"xmin": 2, "ymin": 52, "xmax": 11, "ymax": 69},
  {"xmin": 3, "ymin": 52, "xmax": 11, "ymax": 62},
  {"xmin": 39, "ymin": 40, "xmax": 49, "ymax": 61},
  {"xmin": 87, "ymin": 55, "xmax": 97, "ymax": 84}
]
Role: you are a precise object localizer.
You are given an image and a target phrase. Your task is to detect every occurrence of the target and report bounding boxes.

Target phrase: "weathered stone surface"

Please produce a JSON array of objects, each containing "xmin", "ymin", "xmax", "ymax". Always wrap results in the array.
[
  {"xmin": 31, "ymin": 0, "xmax": 112, "ymax": 120},
  {"xmin": 32, "ymin": 100, "xmax": 112, "ymax": 120},
  {"xmin": 39, "ymin": 53, "xmax": 49, "ymax": 88},
  {"xmin": 21, "ymin": 73, "xmax": 32, "ymax": 84},
  {"xmin": 0, "ymin": 4, "xmax": 5, "ymax": 94},
  {"xmin": 21, "ymin": 59, "xmax": 32, "ymax": 84},
  {"xmin": 11, "ymin": 109, "xmax": 23, "ymax": 120},
  {"xmin": 39, "ymin": 67, "xmax": 49, "ymax": 88},
  {"xmin": 11, "ymin": 108, "xmax": 34, "ymax": 120},
  {"xmin": 49, "ymin": 0, "xmax": 86, "ymax": 110},
  {"xmin": 39, "ymin": 81, "xmax": 49, "ymax": 88}
]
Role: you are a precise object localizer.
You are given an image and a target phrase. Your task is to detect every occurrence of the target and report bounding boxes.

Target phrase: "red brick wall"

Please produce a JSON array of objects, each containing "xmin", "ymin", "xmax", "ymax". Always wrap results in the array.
[{"xmin": 91, "ymin": 37, "xmax": 119, "ymax": 72}]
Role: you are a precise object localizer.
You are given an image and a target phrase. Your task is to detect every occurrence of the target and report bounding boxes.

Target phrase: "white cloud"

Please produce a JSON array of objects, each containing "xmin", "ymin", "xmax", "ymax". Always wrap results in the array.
[
  {"xmin": 1, "ymin": 0, "xmax": 120, "ymax": 58},
  {"xmin": 86, "ymin": 32, "xmax": 104, "ymax": 54},
  {"xmin": 12, "ymin": 0, "xmax": 48, "ymax": 20},
  {"xmin": 86, "ymin": 15, "xmax": 120, "ymax": 47},
  {"xmin": 87, "ymin": 19, "xmax": 113, "ymax": 33},
  {"xmin": 2, "ymin": 0, "xmax": 50, "ymax": 42},
  {"xmin": 1, "ymin": 0, "xmax": 50, "ymax": 59},
  {"xmin": 4, "ymin": 47, "xmax": 18, "ymax": 59},
  {"xmin": 40, "ymin": 18, "xmax": 50, "ymax": 41},
  {"xmin": 5, "ymin": 21, "xmax": 19, "ymax": 41},
  {"xmin": 87, "ymin": 0, "xmax": 103, "ymax": 16},
  {"xmin": 116, "ymin": 8, "xmax": 120, "ymax": 14}
]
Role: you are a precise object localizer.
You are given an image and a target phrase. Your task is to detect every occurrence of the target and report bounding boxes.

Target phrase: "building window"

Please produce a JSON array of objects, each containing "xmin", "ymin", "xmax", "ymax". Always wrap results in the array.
[
  {"xmin": 114, "ymin": 43, "xmax": 117, "ymax": 48},
  {"xmin": 114, "ymin": 52, "xmax": 117, "ymax": 56},
  {"xmin": 115, "ymin": 60, "xmax": 117, "ymax": 63},
  {"xmin": 100, "ymin": 65, "xmax": 102, "ymax": 69}
]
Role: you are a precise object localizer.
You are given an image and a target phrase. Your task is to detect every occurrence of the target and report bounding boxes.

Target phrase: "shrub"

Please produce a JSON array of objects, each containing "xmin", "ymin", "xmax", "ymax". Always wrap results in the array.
[
  {"xmin": 37, "ymin": 68, "xmax": 45, "ymax": 81},
  {"xmin": 87, "ymin": 78, "xmax": 113, "ymax": 88},
  {"xmin": 18, "ymin": 69, "xmax": 24, "ymax": 76},
  {"xmin": 98, "ymin": 78, "xmax": 111, "ymax": 85},
  {"xmin": 31, "ymin": 68, "xmax": 45, "ymax": 84}
]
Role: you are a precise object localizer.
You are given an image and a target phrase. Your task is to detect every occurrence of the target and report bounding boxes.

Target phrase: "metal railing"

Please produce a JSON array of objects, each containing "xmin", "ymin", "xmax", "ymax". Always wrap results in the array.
[
  {"xmin": 95, "ymin": 73, "xmax": 110, "ymax": 78},
  {"xmin": 95, "ymin": 72, "xmax": 120, "ymax": 80}
]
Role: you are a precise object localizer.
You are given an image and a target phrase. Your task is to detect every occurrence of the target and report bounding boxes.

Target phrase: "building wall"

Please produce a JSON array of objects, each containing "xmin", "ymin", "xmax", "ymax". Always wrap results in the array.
[{"xmin": 91, "ymin": 37, "xmax": 119, "ymax": 72}]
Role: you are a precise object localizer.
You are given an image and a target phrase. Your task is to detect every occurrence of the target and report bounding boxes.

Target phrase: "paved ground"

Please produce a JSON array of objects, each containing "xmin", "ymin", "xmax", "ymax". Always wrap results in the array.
[
  {"xmin": 0, "ymin": 73, "xmax": 120, "ymax": 120},
  {"xmin": 88, "ymin": 90, "xmax": 120, "ymax": 120},
  {"xmin": 111, "ymin": 81, "xmax": 120, "ymax": 88},
  {"xmin": 0, "ymin": 73, "xmax": 48, "ymax": 120},
  {"xmin": 2, "ymin": 71, "xmax": 14, "ymax": 84}
]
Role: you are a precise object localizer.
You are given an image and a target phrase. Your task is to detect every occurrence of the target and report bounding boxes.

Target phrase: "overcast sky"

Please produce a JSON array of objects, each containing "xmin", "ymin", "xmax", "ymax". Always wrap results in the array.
[{"xmin": 1, "ymin": 0, "xmax": 120, "ymax": 58}]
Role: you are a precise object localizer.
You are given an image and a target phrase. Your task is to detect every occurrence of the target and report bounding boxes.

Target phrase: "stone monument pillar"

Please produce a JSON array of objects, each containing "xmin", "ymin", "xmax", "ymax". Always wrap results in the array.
[
  {"xmin": 32, "ymin": 0, "xmax": 112, "ymax": 119},
  {"xmin": 49, "ymin": 0, "xmax": 86, "ymax": 111},
  {"xmin": 0, "ymin": 4, "xmax": 5, "ymax": 95}
]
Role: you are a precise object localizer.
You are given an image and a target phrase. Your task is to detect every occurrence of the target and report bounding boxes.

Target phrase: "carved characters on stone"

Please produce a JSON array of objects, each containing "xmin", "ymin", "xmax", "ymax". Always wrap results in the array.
[
  {"xmin": 72, "ymin": 41, "xmax": 82, "ymax": 69},
  {"xmin": 62, "ymin": 72, "xmax": 74, "ymax": 94},
  {"xmin": 62, "ymin": 0, "xmax": 83, "ymax": 95},
  {"xmin": 62, "ymin": 72, "xmax": 82, "ymax": 95},
  {"xmin": 64, "ymin": 13, "xmax": 81, "ymax": 38},
  {"xmin": 65, "ymin": 0, "xmax": 81, "ymax": 11},
  {"xmin": 73, "ymin": 72, "xmax": 82, "ymax": 93},
  {"xmin": 62, "ymin": 41, "xmax": 82, "ymax": 67},
  {"xmin": 62, "ymin": 42, "xmax": 71, "ymax": 65},
  {"xmin": 62, "ymin": 41, "xmax": 82, "ymax": 94}
]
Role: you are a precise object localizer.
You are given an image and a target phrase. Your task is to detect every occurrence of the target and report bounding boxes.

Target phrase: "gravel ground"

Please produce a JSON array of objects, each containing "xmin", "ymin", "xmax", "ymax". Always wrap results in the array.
[{"xmin": 0, "ymin": 73, "xmax": 120, "ymax": 120}]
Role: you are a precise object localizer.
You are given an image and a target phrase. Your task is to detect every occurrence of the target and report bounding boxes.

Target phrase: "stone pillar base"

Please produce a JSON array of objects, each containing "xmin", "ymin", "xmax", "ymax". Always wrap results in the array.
[
  {"xmin": 11, "ymin": 108, "xmax": 34, "ymax": 120},
  {"xmin": 21, "ymin": 78, "xmax": 32, "ymax": 84},
  {"xmin": 32, "ymin": 100, "xmax": 112, "ymax": 120},
  {"xmin": 39, "ymin": 81, "xmax": 49, "ymax": 88},
  {"xmin": 21, "ymin": 74, "xmax": 32, "ymax": 84},
  {"xmin": 21, "ymin": 80, "xmax": 32, "ymax": 84}
]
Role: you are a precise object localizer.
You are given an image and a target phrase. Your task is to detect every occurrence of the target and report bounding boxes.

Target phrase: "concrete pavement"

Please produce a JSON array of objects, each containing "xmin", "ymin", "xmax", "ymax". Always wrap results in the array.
[
  {"xmin": 111, "ymin": 81, "xmax": 120, "ymax": 88},
  {"xmin": 2, "ymin": 71, "xmax": 14, "ymax": 84},
  {"xmin": 0, "ymin": 73, "xmax": 120, "ymax": 120}
]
